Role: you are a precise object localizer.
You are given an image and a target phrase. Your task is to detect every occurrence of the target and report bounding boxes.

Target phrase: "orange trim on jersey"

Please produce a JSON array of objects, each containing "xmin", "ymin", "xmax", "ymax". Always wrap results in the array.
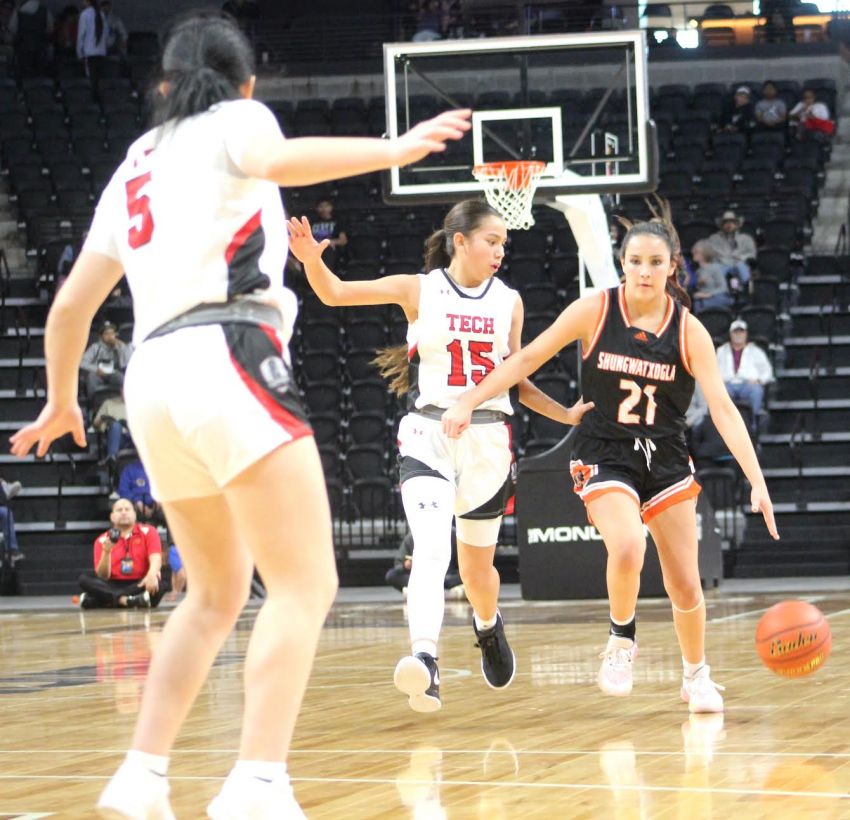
[
  {"xmin": 617, "ymin": 284, "xmax": 631, "ymax": 327},
  {"xmin": 679, "ymin": 306, "xmax": 694, "ymax": 376},
  {"xmin": 656, "ymin": 295, "xmax": 675, "ymax": 337},
  {"xmin": 582, "ymin": 289, "xmax": 609, "ymax": 361},
  {"xmin": 641, "ymin": 476, "xmax": 701, "ymax": 523},
  {"xmin": 618, "ymin": 285, "xmax": 675, "ymax": 337}
]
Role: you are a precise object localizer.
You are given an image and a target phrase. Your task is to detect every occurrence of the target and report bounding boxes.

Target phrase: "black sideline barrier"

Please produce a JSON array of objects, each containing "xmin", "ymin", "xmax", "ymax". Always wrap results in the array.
[{"xmin": 517, "ymin": 428, "xmax": 723, "ymax": 600}]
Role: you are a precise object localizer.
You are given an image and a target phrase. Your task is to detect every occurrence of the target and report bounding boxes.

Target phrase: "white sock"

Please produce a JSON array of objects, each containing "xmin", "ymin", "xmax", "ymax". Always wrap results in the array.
[
  {"xmin": 126, "ymin": 749, "xmax": 169, "ymax": 776},
  {"xmin": 411, "ymin": 639, "xmax": 438, "ymax": 658},
  {"xmin": 683, "ymin": 657, "xmax": 706, "ymax": 678},
  {"xmin": 474, "ymin": 610, "xmax": 499, "ymax": 631},
  {"xmin": 401, "ymin": 476, "xmax": 455, "ymax": 656},
  {"xmin": 233, "ymin": 760, "xmax": 288, "ymax": 783}
]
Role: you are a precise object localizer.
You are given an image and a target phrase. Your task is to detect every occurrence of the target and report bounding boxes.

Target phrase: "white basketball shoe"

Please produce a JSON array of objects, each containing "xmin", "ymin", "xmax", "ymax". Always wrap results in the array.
[
  {"xmin": 598, "ymin": 635, "xmax": 638, "ymax": 697},
  {"xmin": 681, "ymin": 665, "xmax": 725, "ymax": 713}
]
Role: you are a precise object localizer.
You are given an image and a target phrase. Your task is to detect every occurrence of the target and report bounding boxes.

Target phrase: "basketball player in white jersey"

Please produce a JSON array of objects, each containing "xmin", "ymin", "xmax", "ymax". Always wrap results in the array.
[
  {"xmin": 287, "ymin": 201, "xmax": 593, "ymax": 712},
  {"xmin": 10, "ymin": 12, "xmax": 472, "ymax": 819}
]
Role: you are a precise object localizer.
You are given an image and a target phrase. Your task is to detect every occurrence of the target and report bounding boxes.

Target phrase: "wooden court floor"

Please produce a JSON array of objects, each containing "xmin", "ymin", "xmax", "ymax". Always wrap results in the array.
[{"xmin": 2, "ymin": 589, "xmax": 850, "ymax": 818}]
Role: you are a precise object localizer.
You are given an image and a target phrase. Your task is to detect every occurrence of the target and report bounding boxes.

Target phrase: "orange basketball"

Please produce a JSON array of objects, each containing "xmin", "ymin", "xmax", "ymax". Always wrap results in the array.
[{"xmin": 755, "ymin": 600, "xmax": 831, "ymax": 678}]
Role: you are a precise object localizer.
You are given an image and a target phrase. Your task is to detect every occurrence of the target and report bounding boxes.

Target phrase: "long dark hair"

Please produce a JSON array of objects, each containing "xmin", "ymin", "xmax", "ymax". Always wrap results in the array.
[
  {"xmin": 152, "ymin": 12, "xmax": 255, "ymax": 128},
  {"xmin": 91, "ymin": 0, "xmax": 104, "ymax": 45},
  {"xmin": 422, "ymin": 199, "xmax": 502, "ymax": 271},
  {"xmin": 617, "ymin": 196, "xmax": 691, "ymax": 308},
  {"xmin": 375, "ymin": 199, "xmax": 504, "ymax": 396}
]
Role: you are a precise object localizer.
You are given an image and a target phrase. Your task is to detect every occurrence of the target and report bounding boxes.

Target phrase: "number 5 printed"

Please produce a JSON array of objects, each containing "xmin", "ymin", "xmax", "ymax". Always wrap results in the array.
[
  {"xmin": 126, "ymin": 171, "xmax": 154, "ymax": 249},
  {"xmin": 617, "ymin": 378, "xmax": 657, "ymax": 425}
]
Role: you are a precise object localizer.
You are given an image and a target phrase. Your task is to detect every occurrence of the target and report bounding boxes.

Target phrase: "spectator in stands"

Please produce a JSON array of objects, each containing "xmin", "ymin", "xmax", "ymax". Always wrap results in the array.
[
  {"xmin": 0, "ymin": 1, "xmax": 14, "ymax": 45},
  {"xmin": 754, "ymin": 81, "xmax": 787, "ymax": 132},
  {"xmin": 308, "ymin": 198, "xmax": 348, "ymax": 267},
  {"xmin": 686, "ymin": 380, "xmax": 731, "ymax": 466},
  {"xmin": 691, "ymin": 239, "xmax": 733, "ymax": 313},
  {"xmin": 716, "ymin": 319, "xmax": 774, "ymax": 432},
  {"xmin": 0, "ymin": 478, "xmax": 24, "ymax": 565},
  {"xmin": 9, "ymin": 0, "xmax": 54, "ymax": 77},
  {"xmin": 78, "ymin": 497, "xmax": 166, "ymax": 609},
  {"xmin": 101, "ymin": 0, "xmax": 126, "ymax": 56},
  {"xmin": 53, "ymin": 4, "xmax": 79, "ymax": 60},
  {"xmin": 412, "ymin": 0, "xmax": 444, "ymax": 40},
  {"xmin": 76, "ymin": 0, "xmax": 108, "ymax": 88},
  {"xmin": 168, "ymin": 545, "xmax": 186, "ymax": 596},
  {"xmin": 221, "ymin": 0, "xmax": 260, "ymax": 25},
  {"xmin": 790, "ymin": 88, "xmax": 835, "ymax": 142},
  {"xmin": 80, "ymin": 320, "xmax": 132, "ymax": 401},
  {"xmin": 118, "ymin": 458, "xmax": 162, "ymax": 523},
  {"xmin": 81, "ymin": 320, "xmax": 133, "ymax": 466},
  {"xmin": 723, "ymin": 86, "xmax": 755, "ymax": 135},
  {"xmin": 385, "ymin": 527, "xmax": 464, "ymax": 598},
  {"xmin": 709, "ymin": 210, "xmax": 756, "ymax": 285}
]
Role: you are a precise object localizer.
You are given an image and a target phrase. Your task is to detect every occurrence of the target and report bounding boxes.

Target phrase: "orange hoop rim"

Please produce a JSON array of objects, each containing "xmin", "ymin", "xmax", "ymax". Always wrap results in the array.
[{"xmin": 472, "ymin": 159, "xmax": 546, "ymax": 183}]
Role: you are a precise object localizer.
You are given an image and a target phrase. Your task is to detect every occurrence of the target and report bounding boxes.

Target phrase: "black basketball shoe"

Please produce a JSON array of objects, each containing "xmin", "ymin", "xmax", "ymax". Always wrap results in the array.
[
  {"xmin": 393, "ymin": 652, "xmax": 441, "ymax": 713},
  {"xmin": 474, "ymin": 612, "xmax": 516, "ymax": 689}
]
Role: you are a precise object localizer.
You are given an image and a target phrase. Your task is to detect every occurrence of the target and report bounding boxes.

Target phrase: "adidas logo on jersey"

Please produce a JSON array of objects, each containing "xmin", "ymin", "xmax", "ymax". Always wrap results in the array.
[{"xmin": 634, "ymin": 331, "xmax": 649, "ymax": 343}]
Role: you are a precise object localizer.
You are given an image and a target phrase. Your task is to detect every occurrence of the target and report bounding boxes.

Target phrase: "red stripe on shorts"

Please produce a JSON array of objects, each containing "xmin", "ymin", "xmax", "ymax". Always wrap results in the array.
[
  {"xmin": 225, "ymin": 210, "xmax": 263, "ymax": 264},
  {"xmin": 228, "ymin": 353, "xmax": 313, "ymax": 440}
]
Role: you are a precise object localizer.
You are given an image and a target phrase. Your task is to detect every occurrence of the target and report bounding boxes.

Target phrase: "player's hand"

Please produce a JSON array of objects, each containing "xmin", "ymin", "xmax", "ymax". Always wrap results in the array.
[
  {"xmin": 141, "ymin": 572, "xmax": 160, "ymax": 596},
  {"xmin": 751, "ymin": 483, "xmax": 779, "ymax": 540},
  {"xmin": 441, "ymin": 401, "xmax": 473, "ymax": 439},
  {"xmin": 10, "ymin": 401, "xmax": 86, "ymax": 458},
  {"xmin": 563, "ymin": 397, "xmax": 594, "ymax": 426},
  {"xmin": 392, "ymin": 109, "xmax": 472, "ymax": 166},
  {"xmin": 286, "ymin": 216, "xmax": 330, "ymax": 264}
]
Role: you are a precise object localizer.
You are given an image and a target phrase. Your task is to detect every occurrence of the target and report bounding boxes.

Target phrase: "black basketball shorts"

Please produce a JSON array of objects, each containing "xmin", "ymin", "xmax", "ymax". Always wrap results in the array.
[{"xmin": 569, "ymin": 430, "xmax": 701, "ymax": 524}]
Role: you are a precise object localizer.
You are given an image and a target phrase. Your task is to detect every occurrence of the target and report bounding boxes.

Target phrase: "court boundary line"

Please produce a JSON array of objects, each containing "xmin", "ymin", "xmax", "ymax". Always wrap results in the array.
[
  {"xmin": 5, "ymin": 747, "xmax": 850, "ymax": 759},
  {"xmin": 0, "ymin": 773, "xmax": 847, "ymax": 800}
]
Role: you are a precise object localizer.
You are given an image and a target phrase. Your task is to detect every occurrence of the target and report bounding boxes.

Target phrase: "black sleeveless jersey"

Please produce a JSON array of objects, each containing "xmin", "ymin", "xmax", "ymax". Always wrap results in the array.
[{"xmin": 578, "ymin": 285, "xmax": 695, "ymax": 440}]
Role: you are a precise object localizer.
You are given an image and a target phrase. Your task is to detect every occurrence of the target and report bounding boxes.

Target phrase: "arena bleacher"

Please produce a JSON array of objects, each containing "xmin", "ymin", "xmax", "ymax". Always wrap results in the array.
[{"xmin": 1, "ymin": 2, "xmax": 849, "ymax": 595}]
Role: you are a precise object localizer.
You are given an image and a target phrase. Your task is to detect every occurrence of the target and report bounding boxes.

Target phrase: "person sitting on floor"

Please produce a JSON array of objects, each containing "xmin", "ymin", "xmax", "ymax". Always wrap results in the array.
[{"xmin": 78, "ymin": 497, "xmax": 168, "ymax": 609}]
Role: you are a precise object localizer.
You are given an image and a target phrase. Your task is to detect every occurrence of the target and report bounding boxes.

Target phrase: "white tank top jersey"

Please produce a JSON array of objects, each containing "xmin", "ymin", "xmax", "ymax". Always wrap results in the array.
[
  {"xmin": 83, "ymin": 99, "xmax": 290, "ymax": 345},
  {"xmin": 407, "ymin": 268, "xmax": 518, "ymax": 415}
]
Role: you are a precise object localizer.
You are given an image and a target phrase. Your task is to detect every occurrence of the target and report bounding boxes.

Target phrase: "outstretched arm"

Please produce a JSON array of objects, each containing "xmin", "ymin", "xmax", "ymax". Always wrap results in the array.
[
  {"xmin": 239, "ymin": 110, "xmax": 471, "ymax": 187},
  {"xmin": 687, "ymin": 314, "xmax": 779, "ymax": 539},
  {"xmin": 442, "ymin": 293, "xmax": 602, "ymax": 438},
  {"xmin": 11, "ymin": 251, "xmax": 124, "ymax": 457},
  {"xmin": 287, "ymin": 216, "xmax": 420, "ymax": 313},
  {"xmin": 510, "ymin": 296, "xmax": 594, "ymax": 426}
]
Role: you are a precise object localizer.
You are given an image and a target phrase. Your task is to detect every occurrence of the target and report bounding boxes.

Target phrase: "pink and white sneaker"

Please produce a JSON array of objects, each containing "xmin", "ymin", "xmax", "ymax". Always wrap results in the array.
[
  {"xmin": 681, "ymin": 665, "xmax": 725, "ymax": 713},
  {"xmin": 597, "ymin": 636, "xmax": 638, "ymax": 697}
]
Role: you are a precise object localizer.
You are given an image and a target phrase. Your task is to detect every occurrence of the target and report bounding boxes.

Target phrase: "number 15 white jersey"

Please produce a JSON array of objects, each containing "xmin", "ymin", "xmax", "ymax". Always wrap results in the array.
[{"xmin": 407, "ymin": 268, "xmax": 519, "ymax": 415}]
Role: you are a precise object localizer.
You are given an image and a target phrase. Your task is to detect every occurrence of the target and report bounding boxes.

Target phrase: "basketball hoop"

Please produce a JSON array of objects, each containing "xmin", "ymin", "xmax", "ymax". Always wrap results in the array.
[{"xmin": 472, "ymin": 160, "xmax": 546, "ymax": 231}]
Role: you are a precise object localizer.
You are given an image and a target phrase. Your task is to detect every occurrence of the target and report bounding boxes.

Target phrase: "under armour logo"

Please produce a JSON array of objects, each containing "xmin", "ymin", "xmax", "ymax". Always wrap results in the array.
[
  {"xmin": 634, "ymin": 331, "xmax": 649, "ymax": 343},
  {"xmin": 418, "ymin": 501, "xmax": 439, "ymax": 510}
]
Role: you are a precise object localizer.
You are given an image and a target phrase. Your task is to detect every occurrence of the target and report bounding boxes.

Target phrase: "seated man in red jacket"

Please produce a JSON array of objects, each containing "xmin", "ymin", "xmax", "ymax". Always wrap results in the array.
[{"xmin": 78, "ymin": 497, "xmax": 167, "ymax": 608}]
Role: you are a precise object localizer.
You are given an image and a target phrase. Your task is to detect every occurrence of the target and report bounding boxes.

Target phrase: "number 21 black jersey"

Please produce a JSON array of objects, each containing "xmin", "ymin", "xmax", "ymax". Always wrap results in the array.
[{"xmin": 579, "ymin": 285, "xmax": 695, "ymax": 440}]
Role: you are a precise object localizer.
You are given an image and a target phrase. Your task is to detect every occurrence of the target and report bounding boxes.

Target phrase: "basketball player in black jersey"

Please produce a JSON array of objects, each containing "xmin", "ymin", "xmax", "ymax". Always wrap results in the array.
[{"xmin": 442, "ymin": 210, "xmax": 779, "ymax": 714}]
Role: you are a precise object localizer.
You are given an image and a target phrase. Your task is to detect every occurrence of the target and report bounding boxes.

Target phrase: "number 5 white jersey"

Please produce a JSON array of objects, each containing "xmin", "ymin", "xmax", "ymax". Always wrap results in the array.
[
  {"xmin": 407, "ymin": 268, "xmax": 519, "ymax": 415},
  {"xmin": 83, "ymin": 99, "xmax": 289, "ymax": 346}
]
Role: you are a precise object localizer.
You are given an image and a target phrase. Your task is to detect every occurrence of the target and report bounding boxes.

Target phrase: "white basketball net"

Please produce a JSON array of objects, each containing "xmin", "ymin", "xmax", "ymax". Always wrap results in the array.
[{"xmin": 472, "ymin": 160, "xmax": 546, "ymax": 230}]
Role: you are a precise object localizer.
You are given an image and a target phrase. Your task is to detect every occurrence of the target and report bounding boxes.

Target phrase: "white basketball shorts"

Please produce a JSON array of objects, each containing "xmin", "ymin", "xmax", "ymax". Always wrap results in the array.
[{"xmin": 123, "ymin": 322, "xmax": 312, "ymax": 502}]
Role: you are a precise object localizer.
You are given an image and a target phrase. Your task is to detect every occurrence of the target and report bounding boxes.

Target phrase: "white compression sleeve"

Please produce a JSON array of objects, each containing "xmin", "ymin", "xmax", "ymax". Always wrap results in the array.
[{"xmin": 401, "ymin": 475, "xmax": 456, "ymax": 655}]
